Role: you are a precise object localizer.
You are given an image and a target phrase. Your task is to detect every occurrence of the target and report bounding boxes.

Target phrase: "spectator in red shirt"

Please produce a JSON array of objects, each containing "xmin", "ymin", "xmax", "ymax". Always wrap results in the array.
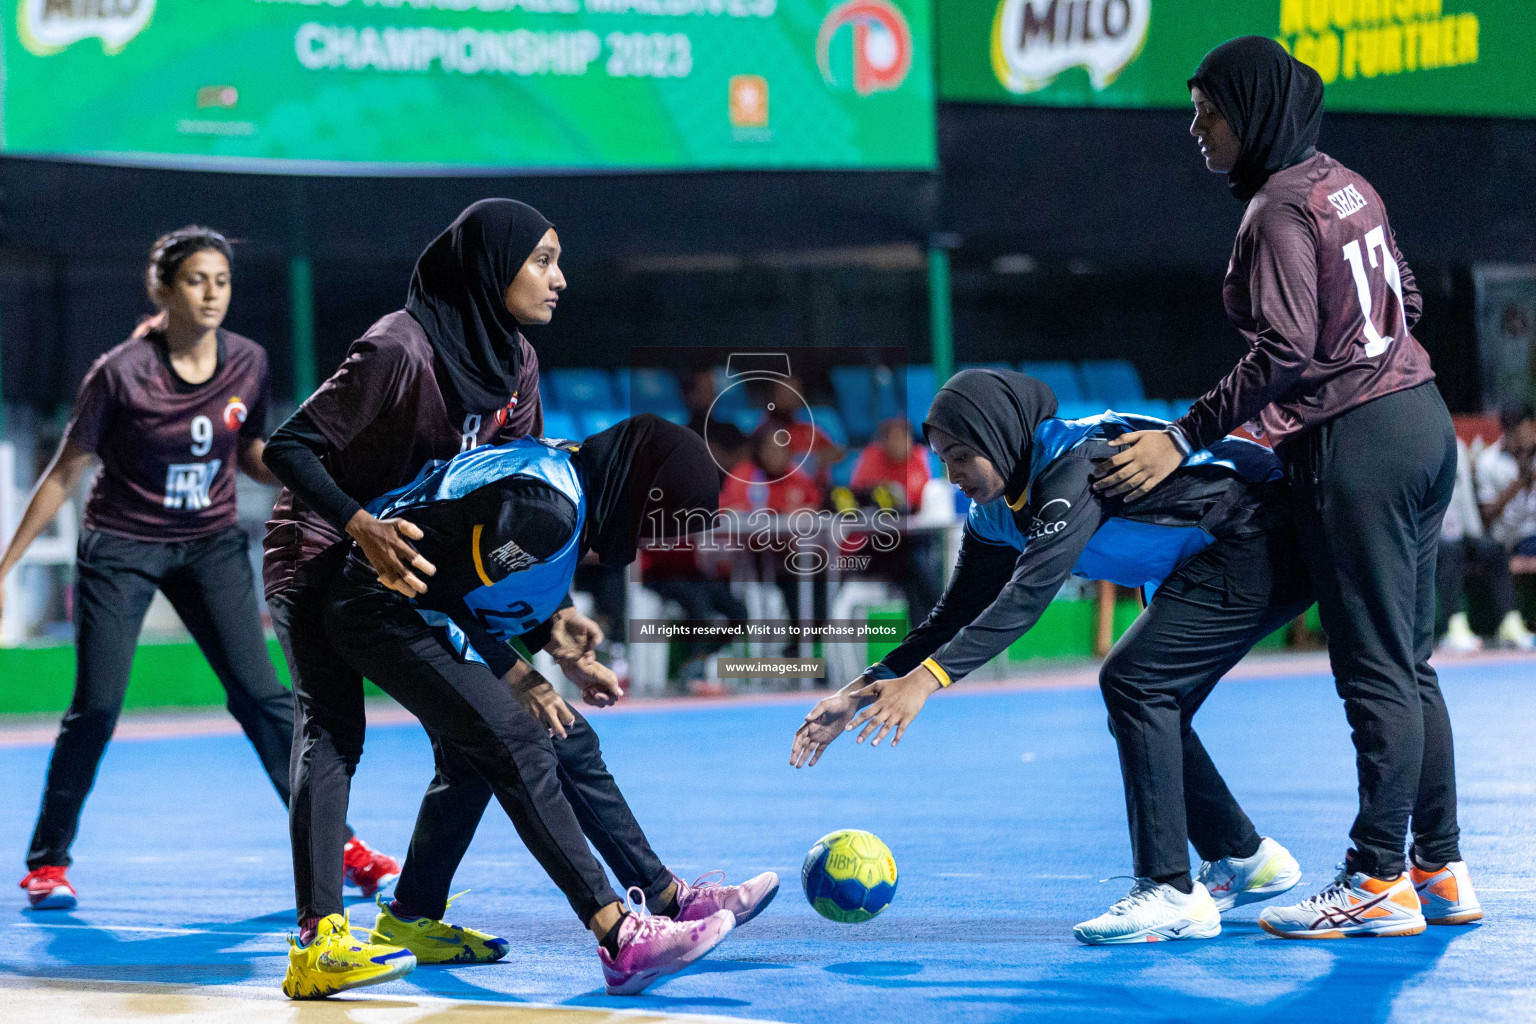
[
  {"xmin": 721, "ymin": 426, "xmax": 825, "ymax": 642},
  {"xmin": 721, "ymin": 425, "xmax": 824, "ymax": 513},
  {"xmin": 850, "ymin": 419, "xmax": 942, "ymax": 622},
  {"xmin": 852, "ymin": 418, "xmax": 932, "ymax": 513}
]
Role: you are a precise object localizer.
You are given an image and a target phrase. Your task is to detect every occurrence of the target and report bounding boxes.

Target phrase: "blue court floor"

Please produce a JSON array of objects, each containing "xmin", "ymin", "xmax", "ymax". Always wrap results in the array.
[{"xmin": 1, "ymin": 655, "xmax": 1533, "ymax": 1023}]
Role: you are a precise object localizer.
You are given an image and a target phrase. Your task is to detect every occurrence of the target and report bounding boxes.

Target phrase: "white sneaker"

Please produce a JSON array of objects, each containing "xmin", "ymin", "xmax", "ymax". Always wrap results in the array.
[
  {"xmin": 1196, "ymin": 837, "xmax": 1303, "ymax": 913},
  {"xmin": 1496, "ymin": 611, "xmax": 1535, "ymax": 651},
  {"xmin": 1072, "ymin": 879, "xmax": 1222, "ymax": 945},
  {"xmin": 1410, "ymin": 859, "xmax": 1483, "ymax": 925},
  {"xmin": 1258, "ymin": 864, "xmax": 1425, "ymax": 939},
  {"xmin": 1438, "ymin": 613, "xmax": 1481, "ymax": 655}
]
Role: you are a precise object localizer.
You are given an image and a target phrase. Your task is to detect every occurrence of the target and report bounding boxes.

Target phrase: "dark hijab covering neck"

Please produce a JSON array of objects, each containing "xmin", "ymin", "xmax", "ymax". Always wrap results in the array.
[
  {"xmin": 406, "ymin": 199, "xmax": 552, "ymax": 414},
  {"xmin": 1190, "ymin": 36, "xmax": 1324, "ymax": 202},
  {"xmin": 922, "ymin": 369, "xmax": 1058, "ymax": 507},
  {"xmin": 573, "ymin": 414, "xmax": 721, "ymax": 569}
]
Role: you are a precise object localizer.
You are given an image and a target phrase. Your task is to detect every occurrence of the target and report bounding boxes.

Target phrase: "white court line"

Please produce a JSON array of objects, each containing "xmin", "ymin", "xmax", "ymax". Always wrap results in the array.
[{"xmin": 13, "ymin": 921, "xmax": 280, "ymax": 937}]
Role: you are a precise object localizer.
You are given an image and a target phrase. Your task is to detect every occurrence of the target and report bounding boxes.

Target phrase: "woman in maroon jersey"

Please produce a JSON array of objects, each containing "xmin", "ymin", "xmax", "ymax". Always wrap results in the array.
[
  {"xmin": 0, "ymin": 226, "xmax": 390, "ymax": 911},
  {"xmin": 261, "ymin": 198, "xmax": 615, "ymax": 956},
  {"xmin": 1093, "ymin": 37, "xmax": 1477, "ymax": 936}
]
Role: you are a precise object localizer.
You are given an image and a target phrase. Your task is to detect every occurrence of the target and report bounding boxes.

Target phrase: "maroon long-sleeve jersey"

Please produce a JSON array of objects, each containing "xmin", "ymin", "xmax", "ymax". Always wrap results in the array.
[{"xmin": 1171, "ymin": 152, "xmax": 1434, "ymax": 451}]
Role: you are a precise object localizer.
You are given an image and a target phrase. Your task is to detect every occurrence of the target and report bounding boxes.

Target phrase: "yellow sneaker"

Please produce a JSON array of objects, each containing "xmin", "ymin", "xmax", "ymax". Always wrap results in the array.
[
  {"xmin": 369, "ymin": 893, "xmax": 510, "ymax": 965},
  {"xmin": 282, "ymin": 912, "xmax": 417, "ymax": 999}
]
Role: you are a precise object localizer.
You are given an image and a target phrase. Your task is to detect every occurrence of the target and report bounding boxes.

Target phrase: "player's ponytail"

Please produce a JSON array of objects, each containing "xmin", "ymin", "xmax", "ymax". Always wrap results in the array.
[{"xmin": 145, "ymin": 225, "xmax": 235, "ymax": 306}]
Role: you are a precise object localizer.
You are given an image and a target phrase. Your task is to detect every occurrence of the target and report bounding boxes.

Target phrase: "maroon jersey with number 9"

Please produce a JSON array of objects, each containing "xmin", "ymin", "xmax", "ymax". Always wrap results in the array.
[{"xmin": 64, "ymin": 329, "xmax": 269, "ymax": 542}]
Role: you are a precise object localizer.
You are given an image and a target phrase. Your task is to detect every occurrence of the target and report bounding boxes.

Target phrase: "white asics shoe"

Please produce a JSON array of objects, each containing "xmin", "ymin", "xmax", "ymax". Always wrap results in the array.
[
  {"xmin": 1410, "ymin": 860, "xmax": 1483, "ymax": 925},
  {"xmin": 1196, "ymin": 837, "xmax": 1303, "ymax": 913},
  {"xmin": 1258, "ymin": 864, "xmax": 1425, "ymax": 939},
  {"xmin": 1073, "ymin": 879, "xmax": 1222, "ymax": 945}
]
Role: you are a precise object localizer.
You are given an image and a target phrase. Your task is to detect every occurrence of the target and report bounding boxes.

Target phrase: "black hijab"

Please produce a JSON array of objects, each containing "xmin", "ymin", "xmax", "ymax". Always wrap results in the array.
[
  {"xmin": 922, "ymin": 370, "xmax": 1058, "ymax": 507},
  {"xmin": 574, "ymin": 414, "xmax": 722, "ymax": 569},
  {"xmin": 1189, "ymin": 36, "xmax": 1324, "ymax": 202},
  {"xmin": 406, "ymin": 199, "xmax": 553, "ymax": 414}
]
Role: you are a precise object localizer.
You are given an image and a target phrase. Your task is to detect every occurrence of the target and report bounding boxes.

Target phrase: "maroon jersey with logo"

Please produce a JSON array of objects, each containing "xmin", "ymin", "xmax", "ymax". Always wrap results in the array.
[
  {"xmin": 262, "ymin": 310, "xmax": 542, "ymax": 597},
  {"xmin": 1173, "ymin": 152, "xmax": 1434, "ymax": 450},
  {"xmin": 64, "ymin": 329, "xmax": 269, "ymax": 542}
]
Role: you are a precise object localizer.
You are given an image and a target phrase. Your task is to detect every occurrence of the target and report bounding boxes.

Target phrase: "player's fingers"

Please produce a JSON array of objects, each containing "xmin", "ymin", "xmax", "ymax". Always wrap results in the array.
[
  {"xmin": 1092, "ymin": 450, "xmax": 1134, "ymax": 477},
  {"xmin": 408, "ymin": 553, "xmax": 437, "ymax": 577},
  {"xmin": 893, "ymin": 719, "xmax": 909, "ymax": 745},
  {"xmin": 394, "ymin": 520, "xmax": 425, "ymax": 541},
  {"xmin": 849, "ymin": 680, "xmax": 881, "ymax": 699},
  {"xmin": 847, "ymin": 706, "xmax": 876, "ymax": 731},
  {"xmin": 855, "ymin": 714, "xmax": 884, "ymax": 744},
  {"xmin": 871, "ymin": 719, "xmax": 895, "ymax": 747},
  {"xmin": 546, "ymin": 705, "xmax": 568, "ymax": 740},
  {"xmin": 400, "ymin": 571, "xmax": 427, "ymax": 595},
  {"xmin": 807, "ymin": 744, "xmax": 826, "ymax": 767}
]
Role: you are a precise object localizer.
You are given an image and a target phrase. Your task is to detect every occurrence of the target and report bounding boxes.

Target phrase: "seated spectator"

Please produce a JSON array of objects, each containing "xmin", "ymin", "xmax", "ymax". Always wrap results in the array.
[
  {"xmin": 721, "ymin": 425, "xmax": 823, "ymax": 514},
  {"xmin": 850, "ymin": 419, "xmax": 942, "ymax": 622},
  {"xmin": 683, "ymin": 368, "xmax": 747, "ymax": 470},
  {"xmin": 755, "ymin": 375, "xmax": 844, "ymax": 485},
  {"xmin": 1478, "ymin": 404, "xmax": 1536, "ymax": 555},
  {"xmin": 851, "ymin": 418, "xmax": 931, "ymax": 512},
  {"xmin": 721, "ymin": 426, "xmax": 825, "ymax": 644},
  {"xmin": 1438, "ymin": 435, "xmax": 1533, "ymax": 653}
]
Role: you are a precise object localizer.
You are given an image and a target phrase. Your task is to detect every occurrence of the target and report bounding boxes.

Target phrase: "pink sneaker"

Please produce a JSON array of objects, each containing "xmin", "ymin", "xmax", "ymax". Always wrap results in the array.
[
  {"xmin": 674, "ymin": 870, "xmax": 780, "ymax": 927},
  {"xmin": 599, "ymin": 889, "xmax": 735, "ymax": 995}
]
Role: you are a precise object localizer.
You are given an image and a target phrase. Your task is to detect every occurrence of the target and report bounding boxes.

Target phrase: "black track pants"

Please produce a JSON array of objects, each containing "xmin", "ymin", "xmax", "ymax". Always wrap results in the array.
[
  {"xmin": 1283, "ymin": 382, "xmax": 1460, "ymax": 877},
  {"xmin": 28, "ymin": 527, "xmax": 292, "ymax": 869},
  {"xmin": 1102, "ymin": 526, "xmax": 1313, "ymax": 879},
  {"xmin": 322, "ymin": 574, "xmax": 671, "ymax": 925}
]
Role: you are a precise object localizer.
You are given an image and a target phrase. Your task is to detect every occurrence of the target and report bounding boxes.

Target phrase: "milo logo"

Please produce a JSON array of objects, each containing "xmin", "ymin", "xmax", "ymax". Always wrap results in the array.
[
  {"xmin": 19, "ymin": 0, "xmax": 156, "ymax": 56},
  {"xmin": 990, "ymin": 0, "xmax": 1150, "ymax": 94}
]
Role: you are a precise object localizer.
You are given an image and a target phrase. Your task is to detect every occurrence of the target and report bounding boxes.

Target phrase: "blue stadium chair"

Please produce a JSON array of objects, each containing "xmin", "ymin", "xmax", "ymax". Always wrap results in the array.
[
  {"xmin": 1055, "ymin": 400, "xmax": 1109, "ymax": 421},
  {"xmin": 927, "ymin": 447, "xmax": 944, "ymax": 478},
  {"xmin": 829, "ymin": 366, "xmax": 877, "ymax": 442},
  {"xmin": 710, "ymin": 367, "xmax": 754, "ymax": 417},
  {"xmin": 726, "ymin": 408, "xmax": 762, "ymax": 434},
  {"xmin": 905, "ymin": 365, "xmax": 935, "ymax": 428},
  {"xmin": 829, "ymin": 451, "xmax": 861, "ymax": 489},
  {"xmin": 1078, "ymin": 359, "xmax": 1145, "ymax": 402},
  {"xmin": 548, "ymin": 369, "xmax": 616, "ymax": 411},
  {"xmin": 542, "ymin": 409, "xmax": 579, "ymax": 440},
  {"xmin": 1114, "ymin": 398, "xmax": 1174, "ymax": 420},
  {"xmin": 578, "ymin": 409, "xmax": 624, "ymax": 437},
  {"xmin": 800, "ymin": 405, "xmax": 848, "ymax": 447},
  {"xmin": 1018, "ymin": 361, "xmax": 1085, "ymax": 402},
  {"xmin": 629, "ymin": 367, "xmax": 686, "ymax": 417},
  {"xmin": 609, "ymin": 368, "xmax": 630, "ymax": 408},
  {"xmin": 1168, "ymin": 398, "xmax": 1198, "ymax": 418}
]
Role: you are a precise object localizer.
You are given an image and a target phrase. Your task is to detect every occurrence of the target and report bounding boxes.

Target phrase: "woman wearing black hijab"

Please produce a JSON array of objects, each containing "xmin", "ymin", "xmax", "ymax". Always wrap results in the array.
[
  {"xmin": 262, "ymin": 200, "xmax": 613, "ymax": 988},
  {"xmin": 312, "ymin": 416, "xmax": 777, "ymax": 996},
  {"xmin": 1093, "ymin": 37, "xmax": 1476, "ymax": 937},
  {"xmin": 793, "ymin": 369, "xmax": 1312, "ymax": 944}
]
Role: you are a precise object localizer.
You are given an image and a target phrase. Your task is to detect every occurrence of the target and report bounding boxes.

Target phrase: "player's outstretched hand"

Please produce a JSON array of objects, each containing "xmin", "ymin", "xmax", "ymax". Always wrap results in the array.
[
  {"xmin": 560, "ymin": 651, "xmax": 624, "ymax": 708},
  {"xmin": 1092, "ymin": 429, "xmax": 1184, "ymax": 500},
  {"xmin": 546, "ymin": 606, "xmax": 605, "ymax": 662},
  {"xmin": 512, "ymin": 672, "xmax": 576, "ymax": 740},
  {"xmin": 846, "ymin": 666, "xmax": 942, "ymax": 749},
  {"xmin": 346, "ymin": 510, "xmax": 436, "ymax": 597},
  {"xmin": 792, "ymin": 688, "xmax": 861, "ymax": 769}
]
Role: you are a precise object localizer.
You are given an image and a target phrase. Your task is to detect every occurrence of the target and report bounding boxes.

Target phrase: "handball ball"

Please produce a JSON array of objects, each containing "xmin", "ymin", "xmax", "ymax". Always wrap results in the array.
[{"xmin": 801, "ymin": 829, "xmax": 898, "ymax": 923}]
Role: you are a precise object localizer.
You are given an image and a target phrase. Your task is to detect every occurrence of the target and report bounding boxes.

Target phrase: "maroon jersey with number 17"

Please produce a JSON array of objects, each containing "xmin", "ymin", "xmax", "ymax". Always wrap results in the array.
[
  {"xmin": 1172, "ymin": 151, "xmax": 1435, "ymax": 451},
  {"xmin": 64, "ymin": 329, "xmax": 269, "ymax": 542}
]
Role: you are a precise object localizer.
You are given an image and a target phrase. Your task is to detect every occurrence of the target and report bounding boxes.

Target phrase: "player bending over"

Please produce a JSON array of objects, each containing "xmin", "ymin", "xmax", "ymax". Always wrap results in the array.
[
  {"xmin": 283, "ymin": 414, "xmax": 777, "ymax": 999},
  {"xmin": 793, "ymin": 369, "xmax": 1311, "ymax": 945}
]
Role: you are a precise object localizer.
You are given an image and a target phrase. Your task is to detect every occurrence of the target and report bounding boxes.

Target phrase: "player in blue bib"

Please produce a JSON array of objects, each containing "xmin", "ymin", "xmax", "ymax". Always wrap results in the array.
[
  {"xmin": 321, "ymin": 414, "xmax": 779, "ymax": 995},
  {"xmin": 793, "ymin": 369, "xmax": 1314, "ymax": 945}
]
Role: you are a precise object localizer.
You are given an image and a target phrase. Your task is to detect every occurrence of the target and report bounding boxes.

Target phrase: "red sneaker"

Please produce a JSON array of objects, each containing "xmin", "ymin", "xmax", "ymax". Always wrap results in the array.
[
  {"xmin": 342, "ymin": 838, "xmax": 400, "ymax": 898},
  {"xmin": 20, "ymin": 866, "xmax": 77, "ymax": 910}
]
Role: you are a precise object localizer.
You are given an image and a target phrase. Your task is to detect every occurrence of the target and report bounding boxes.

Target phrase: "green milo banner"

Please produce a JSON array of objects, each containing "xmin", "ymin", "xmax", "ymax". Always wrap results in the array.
[
  {"xmin": 939, "ymin": 0, "xmax": 1536, "ymax": 118},
  {"xmin": 1, "ymin": 0, "xmax": 934, "ymax": 170}
]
